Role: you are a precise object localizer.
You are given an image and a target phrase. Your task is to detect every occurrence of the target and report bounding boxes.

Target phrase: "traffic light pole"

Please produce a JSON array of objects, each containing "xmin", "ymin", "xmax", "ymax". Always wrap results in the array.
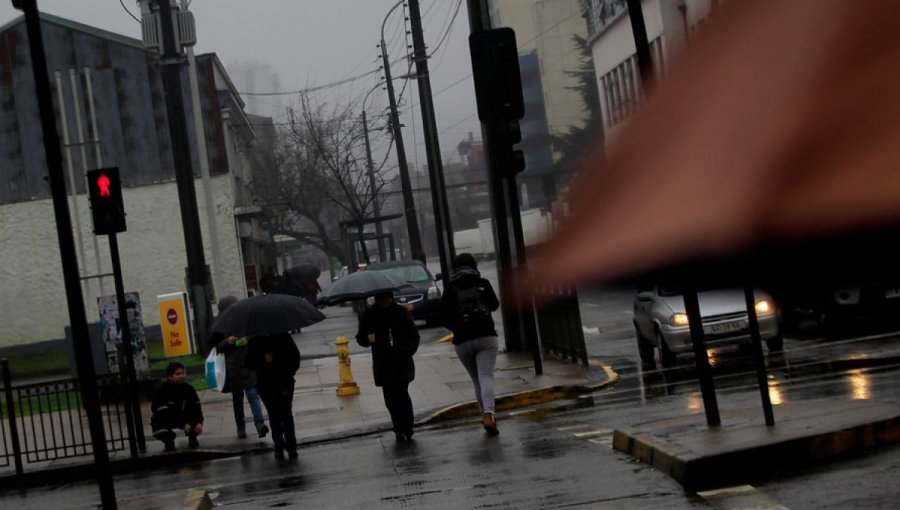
[
  {"xmin": 108, "ymin": 233, "xmax": 147, "ymax": 454},
  {"xmin": 157, "ymin": 0, "xmax": 213, "ymax": 351},
  {"xmin": 467, "ymin": 5, "xmax": 540, "ymax": 365},
  {"xmin": 12, "ymin": 0, "xmax": 117, "ymax": 506}
]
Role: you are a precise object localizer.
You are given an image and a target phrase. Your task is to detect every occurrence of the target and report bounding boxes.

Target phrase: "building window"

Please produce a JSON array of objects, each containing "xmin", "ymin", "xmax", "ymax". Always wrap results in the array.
[{"xmin": 599, "ymin": 37, "xmax": 664, "ymax": 128}]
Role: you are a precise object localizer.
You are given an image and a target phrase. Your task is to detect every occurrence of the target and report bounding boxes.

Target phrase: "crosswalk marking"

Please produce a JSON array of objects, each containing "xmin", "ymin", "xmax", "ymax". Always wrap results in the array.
[
  {"xmin": 697, "ymin": 485, "xmax": 790, "ymax": 510},
  {"xmin": 558, "ymin": 424, "xmax": 614, "ymax": 446}
]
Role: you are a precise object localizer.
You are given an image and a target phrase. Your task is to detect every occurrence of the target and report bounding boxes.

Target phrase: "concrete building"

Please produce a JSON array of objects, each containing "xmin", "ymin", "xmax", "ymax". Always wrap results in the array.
[
  {"xmin": 583, "ymin": 0, "xmax": 720, "ymax": 143},
  {"xmin": 227, "ymin": 60, "xmax": 284, "ymax": 121},
  {"xmin": 488, "ymin": 0, "xmax": 592, "ymax": 206},
  {"xmin": 0, "ymin": 13, "xmax": 268, "ymax": 348}
]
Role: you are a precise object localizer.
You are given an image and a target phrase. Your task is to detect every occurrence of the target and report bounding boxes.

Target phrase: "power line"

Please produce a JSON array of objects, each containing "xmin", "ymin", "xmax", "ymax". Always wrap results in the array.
[
  {"xmin": 119, "ymin": 0, "xmax": 140, "ymax": 23},
  {"xmin": 239, "ymin": 68, "xmax": 380, "ymax": 97},
  {"xmin": 427, "ymin": 0, "xmax": 463, "ymax": 58}
]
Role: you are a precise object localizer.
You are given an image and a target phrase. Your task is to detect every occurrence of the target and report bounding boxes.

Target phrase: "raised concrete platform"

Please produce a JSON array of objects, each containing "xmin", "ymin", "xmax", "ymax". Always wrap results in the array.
[{"xmin": 612, "ymin": 399, "xmax": 900, "ymax": 491}]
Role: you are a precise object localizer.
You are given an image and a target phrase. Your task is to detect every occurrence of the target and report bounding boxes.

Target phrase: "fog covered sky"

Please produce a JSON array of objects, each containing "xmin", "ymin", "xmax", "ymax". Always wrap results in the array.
[{"xmin": 0, "ymin": 0, "xmax": 481, "ymax": 168}]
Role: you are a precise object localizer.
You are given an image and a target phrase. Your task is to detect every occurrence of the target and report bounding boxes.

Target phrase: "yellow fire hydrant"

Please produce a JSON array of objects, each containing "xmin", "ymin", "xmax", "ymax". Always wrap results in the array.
[{"xmin": 335, "ymin": 335, "xmax": 360, "ymax": 396}]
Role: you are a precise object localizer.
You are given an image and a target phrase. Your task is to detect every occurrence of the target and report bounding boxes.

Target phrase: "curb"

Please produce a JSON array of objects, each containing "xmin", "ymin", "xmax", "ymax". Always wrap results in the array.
[
  {"xmin": 416, "ymin": 359, "xmax": 619, "ymax": 424},
  {"xmin": 612, "ymin": 400, "xmax": 900, "ymax": 491}
]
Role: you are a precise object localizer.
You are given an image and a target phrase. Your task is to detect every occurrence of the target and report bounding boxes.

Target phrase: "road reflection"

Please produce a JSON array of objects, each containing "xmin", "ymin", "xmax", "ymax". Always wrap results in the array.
[{"xmin": 847, "ymin": 369, "xmax": 871, "ymax": 400}]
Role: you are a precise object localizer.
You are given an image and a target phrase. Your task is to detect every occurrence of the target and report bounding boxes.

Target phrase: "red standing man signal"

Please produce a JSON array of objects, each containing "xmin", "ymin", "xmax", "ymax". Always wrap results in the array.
[
  {"xmin": 97, "ymin": 172, "xmax": 111, "ymax": 197},
  {"xmin": 87, "ymin": 167, "xmax": 126, "ymax": 234}
]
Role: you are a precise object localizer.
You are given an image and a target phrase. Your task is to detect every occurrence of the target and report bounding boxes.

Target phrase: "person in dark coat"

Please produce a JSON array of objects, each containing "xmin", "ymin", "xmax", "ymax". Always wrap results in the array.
[
  {"xmin": 212, "ymin": 296, "xmax": 269, "ymax": 439},
  {"xmin": 440, "ymin": 253, "xmax": 501, "ymax": 436},
  {"xmin": 356, "ymin": 291, "xmax": 420, "ymax": 441},
  {"xmin": 245, "ymin": 332, "xmax": 301, "ymax": 460},
  {"xmin": 151, "ymin": 362, "xmax": 204, "ymax": 451}
]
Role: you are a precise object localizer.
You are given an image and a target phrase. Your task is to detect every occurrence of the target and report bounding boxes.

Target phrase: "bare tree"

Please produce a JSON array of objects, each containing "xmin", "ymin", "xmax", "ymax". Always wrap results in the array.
[{"xmin": 251, "ymin": 94, "xmax": 393, "ymax": 267}]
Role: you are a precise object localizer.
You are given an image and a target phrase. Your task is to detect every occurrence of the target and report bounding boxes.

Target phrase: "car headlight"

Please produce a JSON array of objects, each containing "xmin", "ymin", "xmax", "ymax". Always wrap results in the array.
[
  {"xmin": 755, "ymin": 299, "xmax": 773, "ymax": 314},
  {"xmin": 428, "ymin": 286, "xmax": 440, "ymax": 299},
  {"xmin": 366, "ymin": 296, "xmax": 374, "ymax": 306},
  {"xmin": 669, "ymin": 313, "xmax": 689, "ymax": 326}
]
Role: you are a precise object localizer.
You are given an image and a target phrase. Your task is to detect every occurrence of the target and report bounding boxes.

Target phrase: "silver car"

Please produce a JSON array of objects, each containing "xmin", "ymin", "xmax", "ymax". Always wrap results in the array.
[{"xmin": 633, "ymin": 285, "xmax": 782, "ymax": 367}]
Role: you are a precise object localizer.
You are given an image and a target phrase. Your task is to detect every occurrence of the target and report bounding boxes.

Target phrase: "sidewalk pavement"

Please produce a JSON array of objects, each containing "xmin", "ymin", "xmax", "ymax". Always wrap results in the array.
[{"xmin": 0, "ymin": 346, "xmax": 616, "ymax": 492}]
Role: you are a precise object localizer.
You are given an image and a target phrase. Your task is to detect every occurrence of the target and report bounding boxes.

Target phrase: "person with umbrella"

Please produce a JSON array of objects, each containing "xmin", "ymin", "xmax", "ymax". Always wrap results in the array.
[
  {"xmin": 211, "ymin": 296, "xmax": 269, "ymax": 440},
  {"xmin": 355, "ymin": 291, "xmax": 420, "ymax": 442},
  {"xmin": 210, "ymin": 293, "xmax": 326, "ymax": 460},
  {"xmin": 245, "ymin": 332, "xmax": 301, "ymax": 460}
]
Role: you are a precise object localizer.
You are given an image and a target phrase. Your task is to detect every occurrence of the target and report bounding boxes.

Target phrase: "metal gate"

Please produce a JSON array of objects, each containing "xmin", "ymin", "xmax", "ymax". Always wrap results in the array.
[{"xmin": 1, "ymin": 359, "xmax": 130, "ymax": 475}]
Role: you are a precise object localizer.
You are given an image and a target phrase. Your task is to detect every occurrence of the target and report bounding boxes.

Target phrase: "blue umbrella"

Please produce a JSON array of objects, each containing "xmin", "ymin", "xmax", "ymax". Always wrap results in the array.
[{"xmin": 318, "ymin": 270, "xmax": 411, "ymax": 305}]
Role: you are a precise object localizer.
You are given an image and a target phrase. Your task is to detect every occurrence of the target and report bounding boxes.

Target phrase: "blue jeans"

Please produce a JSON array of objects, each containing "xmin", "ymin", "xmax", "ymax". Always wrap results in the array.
[
  {"xmin": 232, "ymin": 386, "xmax": 266, "ymax": 430},
  {"xmin": 454, "ymin": 336, "xmax": 499, "ymax": 414}
]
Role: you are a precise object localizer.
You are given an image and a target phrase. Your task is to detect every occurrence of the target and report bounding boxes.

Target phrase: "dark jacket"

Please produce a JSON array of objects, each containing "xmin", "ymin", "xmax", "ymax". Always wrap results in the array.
[
  {"xmin": 440, "ymin": 267, "xmax": 500, "ymax": 344},
  {"xmin": 356, "ymin": 302, "xmax": 420, "ymax": 387},
  {"xmin": 212, "ymin": 332, "xmax": 257, "ymax": 393},
  {"xmin": 245, "ymin": 332, "xmax": 301, "ymax": 396},
  {"xmin": 151, "ymin": 380, "xmax": 203, "ymax": 431}
]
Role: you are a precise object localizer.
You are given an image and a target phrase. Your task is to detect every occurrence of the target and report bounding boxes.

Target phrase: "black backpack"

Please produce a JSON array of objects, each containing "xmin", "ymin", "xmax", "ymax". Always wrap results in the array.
[{"xmin": 455, "ymin": 284, "xmax": 491, "ymax": 323}]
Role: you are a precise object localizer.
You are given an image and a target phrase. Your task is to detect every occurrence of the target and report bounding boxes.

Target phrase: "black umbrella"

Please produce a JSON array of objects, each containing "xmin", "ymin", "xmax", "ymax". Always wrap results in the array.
[
  {"xmin": 210, "ymin": 293, "xmax": 326, "ymax": 337},
  {"xmin": 284, "ymin": 263, "xmax": 321, "ymax": 283},
  {"xmin": 317, "ymin": 270, "xmax": 411, "ymax": 305}
]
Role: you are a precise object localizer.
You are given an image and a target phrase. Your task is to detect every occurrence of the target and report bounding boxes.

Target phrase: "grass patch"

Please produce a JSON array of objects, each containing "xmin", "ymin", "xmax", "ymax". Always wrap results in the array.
[
  {"xmin": 0, "ymin": 390, "xmax": 81, "ymax": 419},
  {"xmin": 146, "ymin": 337, "xmax": 205, "ymax": 372},
  {"xmin": 2, "ymin": 349, "xmax": 70, "ymax": 376}
]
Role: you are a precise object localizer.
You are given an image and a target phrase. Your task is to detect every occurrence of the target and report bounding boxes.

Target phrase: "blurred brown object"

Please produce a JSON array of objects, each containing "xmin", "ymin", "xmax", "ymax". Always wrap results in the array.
[{"xmin": 523, "ymin": 0, "xmax": 900, "ymax": 292}]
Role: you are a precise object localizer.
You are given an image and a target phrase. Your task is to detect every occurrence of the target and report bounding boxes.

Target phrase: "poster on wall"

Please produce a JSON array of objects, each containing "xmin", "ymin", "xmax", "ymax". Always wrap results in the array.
[{"xmin": 98, "ymin": 292, "xmax": 150, "ymax": 375}]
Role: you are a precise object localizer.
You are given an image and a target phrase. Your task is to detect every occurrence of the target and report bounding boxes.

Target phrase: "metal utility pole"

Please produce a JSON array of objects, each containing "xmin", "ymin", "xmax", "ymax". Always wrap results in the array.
[
  {"xmin": 407, "ymin": 0, "xmax": 455, "ymax": 279},
  {"xmin": 12, "ymin": 0, "xmax": 117, "ymax": 506},
  {"xmin": 381, "ymin": 0, "xmax": 425, "ymax": 263},
  {"xmin": 155, "ymin": 0, "xmax": 213, "ymax": 350}
]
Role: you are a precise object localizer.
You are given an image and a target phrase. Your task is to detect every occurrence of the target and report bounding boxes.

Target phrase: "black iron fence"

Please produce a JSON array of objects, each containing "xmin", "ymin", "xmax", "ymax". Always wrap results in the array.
[
  {"xmin": 534, "ymin": 285, "xmax": 588, "ymax": 366},
  {"xmin": 0, "ymin": 359, "xmax": 130, "ymax": 475}
]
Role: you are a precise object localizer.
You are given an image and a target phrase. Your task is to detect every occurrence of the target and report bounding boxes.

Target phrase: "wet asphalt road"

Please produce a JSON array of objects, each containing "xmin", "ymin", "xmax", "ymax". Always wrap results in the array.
[{"xmin": 6, "ymin": 283, "xmax": 900, "ymax": 508}]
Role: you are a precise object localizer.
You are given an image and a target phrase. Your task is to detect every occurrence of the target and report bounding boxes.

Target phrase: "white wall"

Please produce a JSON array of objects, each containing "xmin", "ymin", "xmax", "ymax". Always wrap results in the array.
[{"xmin": 0, "ymin": 175, "xmax": 245, "ymax": 347}]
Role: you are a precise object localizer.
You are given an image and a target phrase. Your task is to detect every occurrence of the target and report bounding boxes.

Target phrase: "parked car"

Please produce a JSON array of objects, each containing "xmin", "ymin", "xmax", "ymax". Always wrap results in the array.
[
  {"xmin": 633, "ymin": 285, "xmax": 782, "ymax": 368},
  {"xmin": 367, "ymin": 259, "xmax": 442, "ymax": 326},
  {"xmin": 778, "ymin": 279, "xmax": 900, "ymax": 334}
]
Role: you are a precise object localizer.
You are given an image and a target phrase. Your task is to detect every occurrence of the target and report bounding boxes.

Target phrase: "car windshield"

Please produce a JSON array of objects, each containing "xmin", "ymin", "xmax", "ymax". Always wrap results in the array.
[
  {"xmin": 371, "ymin": 264, "xmax": 431, "ymax": 283},
  {"xmin": 658, "ymin": 286, "xmax": 683, "ymax": 297}
]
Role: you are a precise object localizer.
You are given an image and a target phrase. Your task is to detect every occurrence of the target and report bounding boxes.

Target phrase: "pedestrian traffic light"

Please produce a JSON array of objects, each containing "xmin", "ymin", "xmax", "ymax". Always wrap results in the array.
[
  {"xmin": 470, "ymin": 28, "xmax": 527, "ymax": 178},
  {"xmin": 469, "ymin": 28, "xmax": 525, "ymax": 123},
  {"xmin": 87, "ymin": 167, "xmax": 126, "ymax": 235}
]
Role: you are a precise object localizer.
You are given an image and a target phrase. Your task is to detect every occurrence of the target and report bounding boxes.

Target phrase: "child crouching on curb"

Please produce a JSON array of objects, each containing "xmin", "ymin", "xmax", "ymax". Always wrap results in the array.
[{"xmin": 151, "ymin": 361, "xmax": 204, "ymax": 451}]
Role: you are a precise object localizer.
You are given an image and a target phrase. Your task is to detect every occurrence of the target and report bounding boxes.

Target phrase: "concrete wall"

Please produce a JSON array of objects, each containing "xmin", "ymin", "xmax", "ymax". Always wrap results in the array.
[
  {"xmin": 531, "ymin": 0, "xmax": 591, "ymax": 141},
  {"xmin": 0, "ymin": 175, "xmax": 245, "ymax": 348}
]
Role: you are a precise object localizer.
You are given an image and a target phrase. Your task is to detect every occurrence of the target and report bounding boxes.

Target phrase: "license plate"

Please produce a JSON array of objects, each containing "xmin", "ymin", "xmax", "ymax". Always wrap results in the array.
[
  {"xmin": 704, "ymin": 321, "xmax": 743, "ymax": 335},
  {"xmin": 886, "ymin": 288, "xmax": 900, "ymax": 299}
]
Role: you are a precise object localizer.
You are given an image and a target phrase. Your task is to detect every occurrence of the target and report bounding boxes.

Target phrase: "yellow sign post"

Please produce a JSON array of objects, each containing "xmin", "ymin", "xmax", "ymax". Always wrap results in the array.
[{"xmin": 158, "ymin": 292, "xmax": 195, "ymax": 357}]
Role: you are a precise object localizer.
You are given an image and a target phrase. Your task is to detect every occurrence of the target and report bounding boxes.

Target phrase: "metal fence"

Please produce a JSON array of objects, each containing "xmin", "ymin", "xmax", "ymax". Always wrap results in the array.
[
  {"xmin": 0, "ymin": 359, "xmax": 130, "ymax": 475},
  {"xmin": 534, "ymin": 285, "xmax": 588, "ymax": 366}
]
